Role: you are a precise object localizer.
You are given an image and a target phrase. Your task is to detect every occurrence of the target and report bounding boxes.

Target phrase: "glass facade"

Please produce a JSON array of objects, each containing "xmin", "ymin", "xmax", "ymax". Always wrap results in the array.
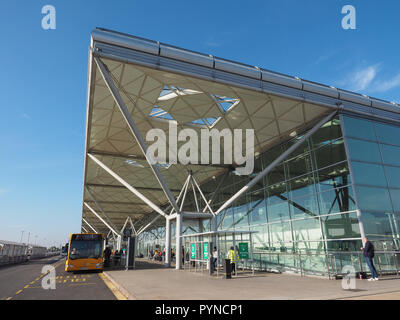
[
  {"xmin": 138, "ymin": 114, "xmax": 400, "ymax": 277},
  {"xmin": 342, "ymin": 115, "xmax": 400, "ymax": 252}
]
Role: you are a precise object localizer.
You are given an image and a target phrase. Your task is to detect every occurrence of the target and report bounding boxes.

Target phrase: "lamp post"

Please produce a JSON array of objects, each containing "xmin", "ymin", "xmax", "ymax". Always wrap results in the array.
[{"xmin": 20, "ymin": 230, "xmax": 25, "ymax": 243}]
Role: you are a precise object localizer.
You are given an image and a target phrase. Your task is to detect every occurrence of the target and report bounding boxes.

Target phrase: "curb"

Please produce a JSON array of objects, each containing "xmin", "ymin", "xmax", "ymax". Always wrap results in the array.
[{"xmin": 102, "ymin": 271, "xmax": 136, "ymax": 300}]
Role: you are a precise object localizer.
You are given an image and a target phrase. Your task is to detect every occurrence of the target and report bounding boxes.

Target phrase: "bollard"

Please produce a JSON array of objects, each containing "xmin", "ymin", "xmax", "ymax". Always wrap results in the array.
[{"xmin": 209, "ymin": 258, "xmax": 214, "ymax": 275}]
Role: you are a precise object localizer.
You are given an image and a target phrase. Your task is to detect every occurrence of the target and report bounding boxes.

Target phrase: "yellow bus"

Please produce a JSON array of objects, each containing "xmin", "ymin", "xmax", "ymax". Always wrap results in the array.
[{"xmin": 65, "ymin": 233, "xmax": 104, "ymax": 272}]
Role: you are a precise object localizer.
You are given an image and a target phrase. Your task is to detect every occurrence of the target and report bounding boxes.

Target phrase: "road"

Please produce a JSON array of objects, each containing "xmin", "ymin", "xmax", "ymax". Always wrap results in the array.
[{"xmin": 0, "ymin": 256, "xmax": 116, "ymax": 300}]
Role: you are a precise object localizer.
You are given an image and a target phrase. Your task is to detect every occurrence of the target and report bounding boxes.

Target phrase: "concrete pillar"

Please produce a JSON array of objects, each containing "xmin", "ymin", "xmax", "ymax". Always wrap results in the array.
[
  {"xmin": 165, "ymin": 218, "xmax": 171, "ymax": 267},
  {"xmin": 175, "ymin": 214, "xmax": 182, "ymax": 270}
]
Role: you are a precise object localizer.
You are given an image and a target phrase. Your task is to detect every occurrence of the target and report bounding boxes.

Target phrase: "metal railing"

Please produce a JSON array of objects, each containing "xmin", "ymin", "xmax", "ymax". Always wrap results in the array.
[{"xmin": 250, "ymin": 251, "xmax": 400, "ymax": 279}]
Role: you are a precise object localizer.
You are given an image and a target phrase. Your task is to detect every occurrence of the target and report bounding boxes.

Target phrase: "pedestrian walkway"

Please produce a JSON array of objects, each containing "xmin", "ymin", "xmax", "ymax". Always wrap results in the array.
[{"xmin": 103, "ymin": 258, "xmax": 400, "ymax": 300}]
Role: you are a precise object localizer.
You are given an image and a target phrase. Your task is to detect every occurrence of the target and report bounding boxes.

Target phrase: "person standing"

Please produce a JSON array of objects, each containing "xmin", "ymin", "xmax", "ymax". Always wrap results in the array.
[
  {"xmin": 212, "ymin": 246, "xmax": 218, "ymax": 271},
  {"xmin": 361, "ymin": 237, "xmax": 378, "ymax": 281},
  {"xmin": 228, "ymin": 246, "xmax": 236, "ymax": 274}
]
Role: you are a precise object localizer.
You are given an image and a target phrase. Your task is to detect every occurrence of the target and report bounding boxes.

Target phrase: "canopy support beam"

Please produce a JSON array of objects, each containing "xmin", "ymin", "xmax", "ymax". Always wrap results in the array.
[
  {"xmin": 87, "ymin": 153, "xmax": 168, "ymax": 218},
  {"xmin": 94, "ymin": 56, "xmax": 180, "ymax": 214},
  {"xmin": 215, "ymin": 111, "xmax": 337, "ymax": 215}
]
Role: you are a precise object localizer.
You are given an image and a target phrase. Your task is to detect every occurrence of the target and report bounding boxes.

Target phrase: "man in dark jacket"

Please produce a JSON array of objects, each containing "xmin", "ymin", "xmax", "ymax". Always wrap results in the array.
[{"xmin": 361, "ymin": 237, "xmax": 378, "ymax": 281}]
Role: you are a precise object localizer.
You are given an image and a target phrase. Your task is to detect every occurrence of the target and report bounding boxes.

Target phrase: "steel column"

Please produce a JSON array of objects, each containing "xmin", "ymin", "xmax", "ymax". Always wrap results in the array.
[
  {"xmin": 176, "ymin": 213, "xmax": 182, "ymax": 270},
  {"xmin": 165, "ymin": 218, "xmax": 171, "ymax": 267}
]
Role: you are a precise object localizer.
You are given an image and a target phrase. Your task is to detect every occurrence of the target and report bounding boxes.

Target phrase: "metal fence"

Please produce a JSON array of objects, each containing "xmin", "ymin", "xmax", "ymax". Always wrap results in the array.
[{"xmin": 251, "ymin": 251, "xmax": 400, "ymax": 279}]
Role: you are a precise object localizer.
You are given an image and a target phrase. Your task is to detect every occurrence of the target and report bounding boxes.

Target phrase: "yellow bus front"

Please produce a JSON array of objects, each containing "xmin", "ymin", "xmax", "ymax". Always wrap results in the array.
[{"xmin": 65, "ymin": 233, "xmax": 104, "ymax": 272}]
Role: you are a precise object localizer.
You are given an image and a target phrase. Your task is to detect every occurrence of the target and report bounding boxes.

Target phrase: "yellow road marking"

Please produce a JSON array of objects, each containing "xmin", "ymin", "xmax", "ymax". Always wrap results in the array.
[
  {"xmin": 6, "ymin": 297, "xmax": 12, "ymax": 300},
  {"xmin": 16, "ymin": 290, "xmax": 22, "ymax": 295},
  {"xmin": 24, "ymin": 285, "xmax": 30, "ymax": 289},
  {"xmin": 30, "ymin": 281, "xmax": 35, "ymax": 284},
  {"xmin": 98, "ymin": 273, "xmax": 128, "ymax": 300}
]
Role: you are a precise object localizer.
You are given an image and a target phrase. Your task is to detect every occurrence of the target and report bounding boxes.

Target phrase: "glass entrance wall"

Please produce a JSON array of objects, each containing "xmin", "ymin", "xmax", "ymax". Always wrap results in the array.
[
  {"xmin": 198, "ymin": 115, "xmax": 361, "ymax": 276},
  {"xmin": 342, "ymin": 115, "xmax": 400, "ymax": 252},
  {"xmin": 138, "ymin": 114, "xmax": 400, "ymax": 277}
]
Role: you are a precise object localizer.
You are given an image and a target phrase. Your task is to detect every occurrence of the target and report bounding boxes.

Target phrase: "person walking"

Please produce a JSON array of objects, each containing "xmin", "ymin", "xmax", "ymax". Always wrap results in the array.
[{"xmin": 361, "ymin": 237, "xmax": 378, "ymax": 281}]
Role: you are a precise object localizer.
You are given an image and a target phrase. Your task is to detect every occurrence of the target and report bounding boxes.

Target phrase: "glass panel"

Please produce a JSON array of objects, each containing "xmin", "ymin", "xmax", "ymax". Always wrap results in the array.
[
  {"xmin": 267, "ymin": 164, "xmax": 286, "ymax": 186},
  {"xmin": 266, "ymin": 195, "xmax": 290, "ymax": 222},
  {"xmin": 321, "ymin": 212, "xmax": 360, "ymax": 240},
  {"xmin": 351, "ymin": 161, "xmax": 388, "ymax": 187},
  {"xmin": 389, "ymin": 189, "xmax": 400, "ymax": 212},
  {"xmin": 310, "ymin": 118, "xmax": 343, "ymax": 148},
  {"xmin": 269, "ymin": 221, "xmax": 292, "ymax": 244},
  {"xmin": 342, "ymin": 115, "xmax": 376, "ymax": 141},
  {"xmin": 362, "ymin": 211, "xmax": 400, "ymax": 241},
  {"xmin": 375, "ymin": 122, "xmax": 400, "ymax": 146},
  {"xmin": 286, "ymin": 153, "xmax": 313, "ymax": 179},
  {"xmin": 315, "ymin": 162, "xmax": 351, "ymax": 193},
  {"xmin": 288, "ymin": 174, "xmax": 315, "ymax": 199},
  {"xmin": 289, "ymin": 194, "xmax": 319, "ymax": 219},
  {"xmin": 355, "ymin": 186, "xmax": 393, "ymax": 212},
  {"xmin": 346, "ymin": 138, "xmax": 382, "ymax": 163},
  {"xmin": 384, "ymin": 167, "xmax": 400, "ymax": 188},
  {"xmin": 380, "ymin": 144, "xmax": 400, "ymax": 166},
  {"xmin": 326, "ymin": 239, "xmax": 362, "ymax": 252},
  {"xmin": 318, "ymin": 186, "xmax": 356, "ymax": 215},
  {"xmin": 313, "ymin": 139, "xmax": 346, "ymax": 169},
  {"xmin": 220, "ymin": 208, "xmax": 234, "ymax": 229},
  {"xmin": 292, "ymin": 217, "xmax": 322, "ymax": 241},
  {"xmin": 233, "ymin": 203, "xmax": 249, "ymax": 227},
  {"xmin": 247, "ymin": 191, "xmax": 267, "ymax": 225}
]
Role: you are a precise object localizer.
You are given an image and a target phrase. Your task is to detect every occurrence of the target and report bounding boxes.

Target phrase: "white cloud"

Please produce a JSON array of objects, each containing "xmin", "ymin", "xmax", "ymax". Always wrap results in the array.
[
  {"xmin": 372, "ymin": 73, "xmax": 400, "ymax": 93},
  {"xmin": 342, "ymin": 64, "xmax": 380, "ymax": 92}
]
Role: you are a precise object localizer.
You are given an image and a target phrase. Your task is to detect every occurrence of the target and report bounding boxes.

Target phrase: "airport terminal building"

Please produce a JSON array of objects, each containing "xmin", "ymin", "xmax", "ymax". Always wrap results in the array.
[{"xmin": 81, "ymin": 28, "xmax": 400, "ymax": 277}]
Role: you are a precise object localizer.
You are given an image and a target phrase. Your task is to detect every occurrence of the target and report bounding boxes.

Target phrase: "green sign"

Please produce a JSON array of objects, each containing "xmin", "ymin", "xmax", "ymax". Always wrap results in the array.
[
  {"xmin": 191, "ymin": 243, "xmax": 196, "ymax": 259},
  {"xmin": 238, "ymin": 242, "xmax": 249, "ymax": 259},
  {"xmin": 203, "ymin": 243, "xmax": 209, "ymax": 259}
]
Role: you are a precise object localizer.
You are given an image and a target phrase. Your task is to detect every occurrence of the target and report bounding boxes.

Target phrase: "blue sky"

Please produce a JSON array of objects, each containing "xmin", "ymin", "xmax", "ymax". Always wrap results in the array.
[{"xmin": 0, "ymin": 1, "xmax": 399, "ymax": 247}]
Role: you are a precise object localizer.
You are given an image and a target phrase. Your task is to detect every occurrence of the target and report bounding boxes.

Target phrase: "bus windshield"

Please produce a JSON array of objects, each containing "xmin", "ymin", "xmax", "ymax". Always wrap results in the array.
[{"xmin": 69, "ymin": 235, "xmax": 102, "ymax": 260}]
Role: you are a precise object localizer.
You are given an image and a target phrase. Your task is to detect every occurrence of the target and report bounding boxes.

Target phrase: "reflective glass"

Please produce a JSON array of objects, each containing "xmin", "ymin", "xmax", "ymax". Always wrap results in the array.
[
  {"xmin": 233, "ymin": 203, "xmax": 249, "ymax": 227},
  {"xmin": 389, "ymin": 189, "xmax": 400, "ymax": 212},
  {"xmin": 315, "ymin": 162, "xmax": 351, "ymax": 193},
  {"xmin": 355, "ymin": 186, "xmax": 393, "ymax": 212},
  {"xmin": 362, "ymin": 211, "xmax": 400, "ymax": 240},
  {"xmin": 342, "ymin": 115, "xmax": 376, "ymax": 141},
  {"xmin": 267, "ymin": 164, "xmax": 286, "ymax": 186},
  {"xmin": 266, "ymin": 195, "xmax": 290, "ymax": 222},
  {"xmin": 318, "ymin": 186, "xmax": 356, "ymax": 215},
  {"xmin": 310, "ymin": 118, "xmax": 343, "ymax": 149},
  {"xmin": 321, "ymin": 212, "xmax": 360, "ymax": 240},
  {"xmin": 269, "ymin": 222, "xmax": 292, "ymax": 244},
  {"xmin": 220, "ymin": 208, "xmax": 234, "ymax": 229},
  {"xmin": 313, "ymin": 139, "xmax": 347, "ymax": 169},
  {"xmin": 351, "ymin": 161, "xmax": 388, "ymax": 187},
  {"xmin": 384, "ymin": 167, "xmax": 400, "ymax": 188},
  {"xmin": 380, "ymin": 144, "xmax": 400, "ymax": 166},
  {"xmin": 346, "ymin": 138, "xmax": 382, "ymax": 163},
  {"xmin": 292, "ymin": 217, "xmax": 322, "ymax": 241},
  {"xmin": 375, "ymin": 122, "xmax": 400, "ymax": 146},
  {"xmin": 289, "ymin": 194, "xmax": 319, "ymax": 219},
  {"xmin": 286, "ymin": 153, "xmax": 313, "ymax": 179},
  {"xmin": 247, "ymin": 192, "xmax": 267, "ymax": 225},
  {"xmin": 288, "ymin": 174, "xmax": 315, "ymax": 199}
]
